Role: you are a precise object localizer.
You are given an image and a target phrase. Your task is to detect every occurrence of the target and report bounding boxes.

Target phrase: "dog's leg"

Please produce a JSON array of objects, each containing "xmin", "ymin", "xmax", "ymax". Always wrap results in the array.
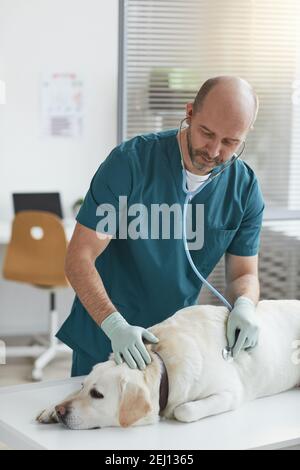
[
  {"xmin": 174, "ymin": 391, "xmax": 238, "ymax": 423},
  {"xmin": 36, "ymin": 389, "xmax": 81, "ymax": 424}
]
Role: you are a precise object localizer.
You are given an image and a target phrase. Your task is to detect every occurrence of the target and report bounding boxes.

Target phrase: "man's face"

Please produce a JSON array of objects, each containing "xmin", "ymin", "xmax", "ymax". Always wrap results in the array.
[{"xmin": 185, "ymin": 100, "xmax": 250, "ymax": 173}]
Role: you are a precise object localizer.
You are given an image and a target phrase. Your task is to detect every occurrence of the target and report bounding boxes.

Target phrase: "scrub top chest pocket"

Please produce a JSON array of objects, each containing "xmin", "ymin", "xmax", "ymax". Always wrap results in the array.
[{"xmin": 189, "ymin": 223, "xmax": 239, "ymax": 279}]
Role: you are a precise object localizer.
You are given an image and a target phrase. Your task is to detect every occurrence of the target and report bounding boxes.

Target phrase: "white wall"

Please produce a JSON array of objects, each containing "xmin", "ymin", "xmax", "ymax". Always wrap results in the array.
[{"xmin": 0, "ymin": 0, "xmax": 119, "ymax": 335}]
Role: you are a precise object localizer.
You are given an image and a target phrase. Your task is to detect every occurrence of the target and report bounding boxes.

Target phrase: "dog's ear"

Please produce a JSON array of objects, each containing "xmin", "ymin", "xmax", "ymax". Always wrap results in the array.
[{"xmin": 118, "ymin": 379, "xmax": 152, "ymax": 428}]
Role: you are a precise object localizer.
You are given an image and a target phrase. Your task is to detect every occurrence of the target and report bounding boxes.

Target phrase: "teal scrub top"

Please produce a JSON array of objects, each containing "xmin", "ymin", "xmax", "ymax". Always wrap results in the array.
[{"xmin": 56, "ymin": 128, "xmax": 265, "ymax": 363}]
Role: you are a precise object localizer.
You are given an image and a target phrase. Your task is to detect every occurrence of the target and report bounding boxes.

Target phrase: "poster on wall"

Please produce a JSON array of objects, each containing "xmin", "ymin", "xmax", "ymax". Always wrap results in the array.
[{"xmin": 42, "ymin": 73, "xmax": 83, "ymax": 138}]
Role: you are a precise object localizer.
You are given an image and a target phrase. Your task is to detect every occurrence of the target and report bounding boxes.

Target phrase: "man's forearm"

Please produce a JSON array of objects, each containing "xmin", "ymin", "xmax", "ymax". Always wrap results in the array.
[
  {"xmin": 225, "ymin": 274, "xmax": 260, "ymax": 307},
  {"xmin": 65, "ymin": 258, "xmax": 117, "ymax": 326}
]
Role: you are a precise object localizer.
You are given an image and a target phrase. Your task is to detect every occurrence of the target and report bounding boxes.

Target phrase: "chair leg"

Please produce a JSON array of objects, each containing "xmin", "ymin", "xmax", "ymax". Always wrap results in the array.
[
  {"xmin": 32, "ymin": 291, "xmax": 71, "ymax": 381},
  {"xmin": 6, "ymin": 345, "xmax": 46, "ymax": 358},
  {"xmin": 31, "ymin": 335, "xmax": 49, "ymax": 347}
]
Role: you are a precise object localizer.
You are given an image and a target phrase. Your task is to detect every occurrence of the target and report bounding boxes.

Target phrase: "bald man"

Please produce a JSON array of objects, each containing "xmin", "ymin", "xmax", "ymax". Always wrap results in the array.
[{"xmin": 57, "ymin": 76, "xmax": 265, "ymax": 375}]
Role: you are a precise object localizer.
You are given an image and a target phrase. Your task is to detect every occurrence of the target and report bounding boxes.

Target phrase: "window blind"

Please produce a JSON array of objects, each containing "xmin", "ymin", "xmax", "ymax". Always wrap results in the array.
[{"xmin": 120, "ymin": 0, "xmax": 300, "ymax": 219}]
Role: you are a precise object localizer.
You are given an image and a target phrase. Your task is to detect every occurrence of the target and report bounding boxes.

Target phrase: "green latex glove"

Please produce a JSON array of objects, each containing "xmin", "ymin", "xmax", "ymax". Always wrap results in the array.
[
  {"xmin": 101, "ymin": 312, "xmax": 159, "ymax": 370},
  {"xmin": 226, "ymin": 296, "xmax": 259, "ymax": 359}
]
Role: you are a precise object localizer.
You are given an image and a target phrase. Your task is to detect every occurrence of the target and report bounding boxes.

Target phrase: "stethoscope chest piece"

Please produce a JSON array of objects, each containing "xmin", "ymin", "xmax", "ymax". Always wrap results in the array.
[{"xmin": 222, "ymin": 347, "xmax": 234, "ymax": 363}]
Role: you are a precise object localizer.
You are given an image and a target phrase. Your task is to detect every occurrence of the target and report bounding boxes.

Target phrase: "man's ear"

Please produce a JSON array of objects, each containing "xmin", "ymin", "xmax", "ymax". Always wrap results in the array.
[
  {"xmin": 118, "ymin": 379, "xmax": 152, "ymax": 428},
  {"xmin": 186, "ymin": 103, "xmax": 193, "ymax": 121}
]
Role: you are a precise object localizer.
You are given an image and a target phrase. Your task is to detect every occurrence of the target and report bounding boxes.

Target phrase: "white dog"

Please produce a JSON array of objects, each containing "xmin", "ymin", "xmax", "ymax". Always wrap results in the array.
[{"xmin": 37, "ymin": 300, "xmax": 300, "ymax": 429}]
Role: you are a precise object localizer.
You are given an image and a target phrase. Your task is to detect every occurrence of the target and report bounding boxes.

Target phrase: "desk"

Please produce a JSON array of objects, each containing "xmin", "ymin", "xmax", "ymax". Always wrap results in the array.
[
  {"xmin": 0, "ymin": 219, "xmax": 76, "ymax": 245},
  {"xmin": 0, "ymin": 377, "xmax": 300, "ymax": 450}
]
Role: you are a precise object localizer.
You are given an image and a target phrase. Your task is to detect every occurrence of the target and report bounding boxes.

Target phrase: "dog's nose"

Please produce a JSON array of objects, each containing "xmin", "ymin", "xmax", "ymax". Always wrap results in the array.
[{"xmin": 55, "ymin": 405, "xmax": 67, "ymax": 417}]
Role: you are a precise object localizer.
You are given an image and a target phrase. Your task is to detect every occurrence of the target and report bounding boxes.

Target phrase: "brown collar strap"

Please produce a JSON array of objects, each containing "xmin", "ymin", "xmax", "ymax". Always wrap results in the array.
[{"xmin": 154, "ymin": 351, "xmax": 169, "ymax": 415}]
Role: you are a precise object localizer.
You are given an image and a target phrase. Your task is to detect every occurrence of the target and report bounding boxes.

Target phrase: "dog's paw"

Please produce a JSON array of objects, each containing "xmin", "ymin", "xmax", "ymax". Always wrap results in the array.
[
  {"xmin": 36, "ymin": 407, "xmax": 59, "ymax": 424},
  {"xmin": 174, "ymin": 403, "xmax": 196, "ymax": 423}
]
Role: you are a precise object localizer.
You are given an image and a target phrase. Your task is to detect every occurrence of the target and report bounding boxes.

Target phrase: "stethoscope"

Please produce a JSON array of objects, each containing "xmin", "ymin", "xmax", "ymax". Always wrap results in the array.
[{"xmin": 178, "ymin": 117, "xmax": 246, "ymax": 361}]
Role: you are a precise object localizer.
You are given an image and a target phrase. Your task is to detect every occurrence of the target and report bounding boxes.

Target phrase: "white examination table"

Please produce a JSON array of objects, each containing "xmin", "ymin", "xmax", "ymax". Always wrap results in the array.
[{"xmin": 0, "ymin": 377, "xmax": 300, "ymax": 450}]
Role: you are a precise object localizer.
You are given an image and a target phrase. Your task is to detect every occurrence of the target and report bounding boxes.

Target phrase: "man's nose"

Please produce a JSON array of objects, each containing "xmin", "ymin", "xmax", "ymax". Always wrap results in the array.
[{"xmin": 206, "ymin": 141, "xmax": 221, "ymax": 160}]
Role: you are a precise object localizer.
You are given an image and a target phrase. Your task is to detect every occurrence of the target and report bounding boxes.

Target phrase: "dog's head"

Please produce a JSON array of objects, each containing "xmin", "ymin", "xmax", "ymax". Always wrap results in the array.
[{"xmin": 55, "ymin": 360, "xmax": 154, "ymax": 430}]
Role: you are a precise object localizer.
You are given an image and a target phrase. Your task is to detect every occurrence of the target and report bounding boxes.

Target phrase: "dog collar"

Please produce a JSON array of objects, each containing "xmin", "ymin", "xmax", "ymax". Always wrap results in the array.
[{"xmin": 154, "ymin": 351, "xmax": 169, "ymax": 415}]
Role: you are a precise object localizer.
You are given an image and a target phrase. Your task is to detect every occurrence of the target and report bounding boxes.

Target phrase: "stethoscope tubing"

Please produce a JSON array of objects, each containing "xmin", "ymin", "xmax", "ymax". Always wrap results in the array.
[{"xmin": 179, "ymin": 118, "xmax": 246, "ymax": 312}]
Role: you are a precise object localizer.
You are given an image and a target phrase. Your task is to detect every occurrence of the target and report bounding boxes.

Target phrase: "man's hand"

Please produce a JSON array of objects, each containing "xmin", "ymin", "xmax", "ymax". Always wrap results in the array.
[
  {"xmin": 226, "ymin": 296, "xmax": 259, "ymax": 358},
  {"xmin": 101, "ymin": 312, "xmax": 159, "ymax": 370}
]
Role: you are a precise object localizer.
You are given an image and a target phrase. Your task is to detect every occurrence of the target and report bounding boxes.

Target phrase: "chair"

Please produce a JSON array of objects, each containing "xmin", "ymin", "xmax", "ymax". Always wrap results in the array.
[{"xmin": 2, "ymin": 210, "xmax": 71, "ymax": 380}]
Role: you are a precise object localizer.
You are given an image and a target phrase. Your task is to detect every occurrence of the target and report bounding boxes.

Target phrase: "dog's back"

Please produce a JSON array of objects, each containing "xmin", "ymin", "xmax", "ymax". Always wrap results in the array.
[{"xmin": 148, "ymin": 300, "xmax": 300, "ymax": 414}]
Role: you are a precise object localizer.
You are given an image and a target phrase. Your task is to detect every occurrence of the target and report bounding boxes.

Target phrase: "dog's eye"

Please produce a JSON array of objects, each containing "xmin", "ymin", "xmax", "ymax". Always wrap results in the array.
[{"xmin": 90, "ymin": 388, "xmax": 104, "ymax": 399}]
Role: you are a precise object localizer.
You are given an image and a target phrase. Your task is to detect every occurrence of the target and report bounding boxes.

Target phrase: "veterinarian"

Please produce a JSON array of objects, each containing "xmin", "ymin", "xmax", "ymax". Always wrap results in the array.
[{"xmin": 57, "ymin": 76, "xmax": 265, "ymax": 376}]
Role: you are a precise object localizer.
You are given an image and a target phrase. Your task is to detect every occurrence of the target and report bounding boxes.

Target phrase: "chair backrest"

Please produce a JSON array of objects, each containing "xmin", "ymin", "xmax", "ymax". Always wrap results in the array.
[{"xmin": 3, "ymin": 211, "xmax": 69, "ymax": 287}]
